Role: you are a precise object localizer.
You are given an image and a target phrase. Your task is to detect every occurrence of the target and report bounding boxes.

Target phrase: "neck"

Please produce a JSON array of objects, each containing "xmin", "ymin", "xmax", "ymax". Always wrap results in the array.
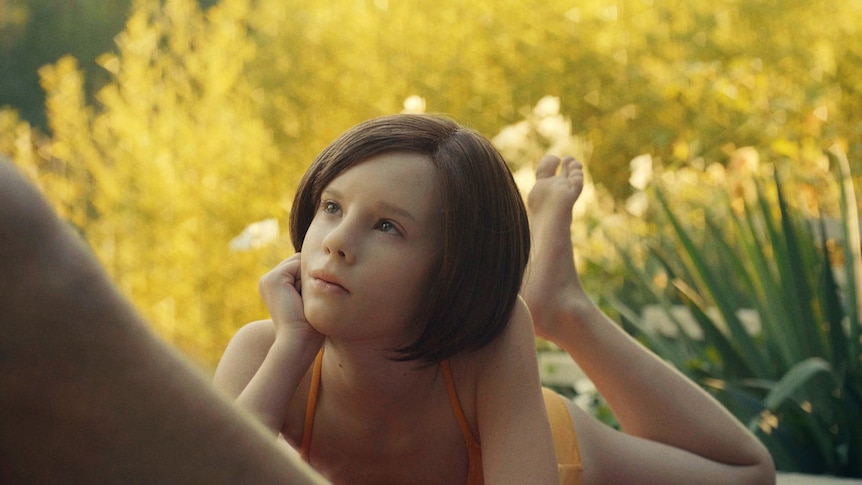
[{"xmin": 321, "ymin": 339, "xmax": 442, "ymax": 418}]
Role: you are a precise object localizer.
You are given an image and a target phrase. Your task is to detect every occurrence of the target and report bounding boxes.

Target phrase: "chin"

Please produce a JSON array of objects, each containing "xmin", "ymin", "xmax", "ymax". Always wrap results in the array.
[{"xmin": 303, "ymin": 308, "xmax": 341, "ymax": 336}]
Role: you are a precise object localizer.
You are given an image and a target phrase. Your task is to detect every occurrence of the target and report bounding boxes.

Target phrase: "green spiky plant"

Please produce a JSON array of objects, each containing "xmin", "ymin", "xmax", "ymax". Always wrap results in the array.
[{"xmin": 608, "ymin": 148, "xmax": 862, "ymax": 476}]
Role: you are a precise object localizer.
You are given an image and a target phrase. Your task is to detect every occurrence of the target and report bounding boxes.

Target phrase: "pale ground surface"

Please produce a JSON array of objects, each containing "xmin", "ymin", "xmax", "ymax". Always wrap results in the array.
[
  {"xmin": 538, "ymin": 352, "xmax": 862, "ymax": 485},
  {"xmin": 777, "ymin": 474, "xmax": 862, "ymax": 484}
]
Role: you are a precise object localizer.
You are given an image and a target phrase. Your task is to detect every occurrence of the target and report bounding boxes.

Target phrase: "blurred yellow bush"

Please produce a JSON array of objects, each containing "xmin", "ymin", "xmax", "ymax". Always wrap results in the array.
[{"xmin": 3, "ymin": 0, "xmax": 860, "ymax": 367}]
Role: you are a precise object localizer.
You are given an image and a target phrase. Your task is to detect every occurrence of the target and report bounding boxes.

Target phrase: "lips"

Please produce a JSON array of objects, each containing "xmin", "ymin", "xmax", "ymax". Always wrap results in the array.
[{"xmin": 309, "ymin": 269, "xmax": 349, "ymax": 294}]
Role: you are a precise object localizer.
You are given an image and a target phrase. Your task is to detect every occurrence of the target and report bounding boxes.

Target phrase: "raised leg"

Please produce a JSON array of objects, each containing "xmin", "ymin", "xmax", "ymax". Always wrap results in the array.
[
  {"xmin": 520, "ymin": 154, "xmax": 774, "ymax": 484},
  {"xmin": 520, "ymin": 154, "xmax": 588, "ymax": 342}
]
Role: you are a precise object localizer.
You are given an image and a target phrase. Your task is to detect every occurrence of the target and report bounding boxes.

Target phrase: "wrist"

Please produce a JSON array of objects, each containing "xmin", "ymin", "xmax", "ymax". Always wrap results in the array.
[{"xmin": 272, "ymin": 325, "xmax": 324, "ymax": 356}]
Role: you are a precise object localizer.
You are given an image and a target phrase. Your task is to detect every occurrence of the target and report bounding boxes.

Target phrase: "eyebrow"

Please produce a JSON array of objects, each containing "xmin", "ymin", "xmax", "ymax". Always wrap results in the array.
[{"xmin": 322, "ymin": 188, "xmax": 417, "ymax": 223}]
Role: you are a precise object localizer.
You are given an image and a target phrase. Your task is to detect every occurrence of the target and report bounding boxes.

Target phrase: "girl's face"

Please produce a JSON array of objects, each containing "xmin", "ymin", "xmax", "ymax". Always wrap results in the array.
[{"xmin": 299, "ymin": 152, "xmax": 443, "ymax": 348}]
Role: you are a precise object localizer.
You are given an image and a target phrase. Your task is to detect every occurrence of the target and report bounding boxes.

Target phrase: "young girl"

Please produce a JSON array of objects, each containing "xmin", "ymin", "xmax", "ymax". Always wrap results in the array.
[{"xmin": 214, "ymin": 114, "xmax": 775, "ymax": 484}]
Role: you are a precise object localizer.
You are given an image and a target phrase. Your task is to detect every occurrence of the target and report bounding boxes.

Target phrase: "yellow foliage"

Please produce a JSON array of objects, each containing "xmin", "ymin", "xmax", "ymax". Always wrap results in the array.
[
  {"xmin": 11, "ymin": 0, "xmax": 288, "ymax": 368},
  {"xmin": 3, "ymin": 0, "xmax": 862, "ymax": 367},
  {"xmin": 0, "ymin": 109, "xmax": 39, "ymax": 178}
]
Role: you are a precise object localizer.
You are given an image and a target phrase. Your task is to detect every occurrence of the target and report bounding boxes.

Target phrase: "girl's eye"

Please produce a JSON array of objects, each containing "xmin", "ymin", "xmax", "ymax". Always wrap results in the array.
[
  {"xmin": 375, "ymin": 220, "xmax": 399, "ymax": 234},
  {"xmin": 321, "ymin": 201, "xmax": 339, "ymax": 214}
]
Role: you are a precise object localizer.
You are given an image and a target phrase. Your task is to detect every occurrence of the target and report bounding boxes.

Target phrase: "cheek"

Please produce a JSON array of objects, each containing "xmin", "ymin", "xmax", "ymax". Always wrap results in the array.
[
  {"xmin": 383, "ymin": 259, "xmax": 438, "ymax": 306},
  {"xmin": 300, "ymin": 216, "xmax": 325, "ymax": 251},
  {"xmin": 298, "ymin": 255, "xmax": 310, "ymax": 289}
]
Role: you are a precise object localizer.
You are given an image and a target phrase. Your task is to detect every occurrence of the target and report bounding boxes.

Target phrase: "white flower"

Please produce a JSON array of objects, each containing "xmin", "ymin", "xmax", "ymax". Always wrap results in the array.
[
  {"xmin": 813, "ymin": 105, "xmax": 828, "ymax": 122},
  {"xmin": 491, "ymin": 121, "xmax": 530, "ymax": 152},
  {"xmin": 536, "ymin": 114, "xmax": 571, "ymax": 143},
  {"xmin": 401, "ymin": 95, "xmax": 426, "ymax": 114},
  {"xmin": 574, "ymin": 378, "xmax": 597, "ymax": 396},
  {"xmin": 229, "ymin": 218, "xmax": 280, "ymax": 251},
  {"xmin": 736, "ymin": 308, "xmax": 762, "ymax": 335},
  {"xmin": 728, "ymin": 147, "xmax": 759, "ymax": 175},
  {"xmin": 629, "ymin": 154, "xmax": 653, "ymax": 190},
  {"xmin": 512, "ymin": 165, "xmax": 536, "ymax": 197},
  {"xmin": 625, "ymin": 191, "xmax": 649, "ymax": 217},
  {"xmin": 533, "ymin": 95, "xmax": 561, "ymax": 118},
  {"xmin": 573, "ymin": 379, "xmax": 598, "ymax": 411}
]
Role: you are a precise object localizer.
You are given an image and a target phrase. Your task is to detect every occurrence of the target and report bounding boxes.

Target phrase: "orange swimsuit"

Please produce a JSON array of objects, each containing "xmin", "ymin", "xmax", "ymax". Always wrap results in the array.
[{"xmin": 300, "ymin": 350, "xmax": 583, "ymax": 484}]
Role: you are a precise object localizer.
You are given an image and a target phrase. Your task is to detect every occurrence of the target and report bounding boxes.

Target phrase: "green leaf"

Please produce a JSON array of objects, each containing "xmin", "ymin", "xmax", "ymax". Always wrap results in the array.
[
  {"xmin": 672, "ymin": 278, "xmax": 754, "ymax": 378},
  {"xmin": 655, "ymin": 187, "xmax": 770, "ymax": 377},
  {"xmin": 818, "ymin": 218, "xmax": 850, "ymax": 373},
  {"xmin": 729, "ymin": 198, "xmax": 798, "ymax": 369},
  {"xmin": 773, "ymin": 169, "xmax": 826, "ymax": 359},
  {"xmin": 613, "ymin": 240, "xmax": 704, "ymax": 355},
  {"xmin": 763, "ymin": 357, "xmax": 834, "ymax": 411},
  {"xmin": 607, "ymin": 244, "xmax": 699, "ymax": 370},
  {"xmin": 828, "ymin": 146, "xmax": 862, "ymax": 375},
  {"xmin": 751, "ymin": 178, "xmax": 815, "ymax": 364},
  {"xmin": 603, "ymin": 293, "xmax": 689, "ymax": 370}
]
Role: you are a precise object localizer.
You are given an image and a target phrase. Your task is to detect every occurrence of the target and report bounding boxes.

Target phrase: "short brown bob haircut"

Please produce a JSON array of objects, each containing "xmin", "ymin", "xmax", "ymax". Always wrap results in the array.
[{"xmin": 290, "ymin": 114, "xmax": 530, "ymax": 363}]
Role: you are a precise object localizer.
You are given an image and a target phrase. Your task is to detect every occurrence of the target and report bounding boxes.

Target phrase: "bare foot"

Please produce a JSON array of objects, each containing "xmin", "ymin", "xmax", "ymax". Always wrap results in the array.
[{"xmin": 521, "ymin": 155, "xmax": 591, "ymax": 343}]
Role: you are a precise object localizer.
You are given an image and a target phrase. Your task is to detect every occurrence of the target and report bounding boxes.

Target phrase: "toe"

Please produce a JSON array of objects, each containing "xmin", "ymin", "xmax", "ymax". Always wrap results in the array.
[
  {"xmin": 566, "ymin": 159, "xmax": 585, "ymax": 197},
  {"xmin": 559, "ymin": 155, "xmax": 576, "ymax": 177},
  {"xmin": 535, "ymin": 154, "xmax": 561, "ymax": 179}
]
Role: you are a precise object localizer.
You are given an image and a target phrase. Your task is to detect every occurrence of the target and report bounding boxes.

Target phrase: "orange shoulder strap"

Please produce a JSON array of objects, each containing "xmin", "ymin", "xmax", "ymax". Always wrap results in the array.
[
  {"xmin": 440, "ymin": 359, "xmax": 479, "ymax": 448},
  {"xmin": 441, "ymin": 359, "xmax": 484, "ymax": 484},
  {"xmin": 300, "ymin": 348, "xmax": 325, "ymax": 461}
]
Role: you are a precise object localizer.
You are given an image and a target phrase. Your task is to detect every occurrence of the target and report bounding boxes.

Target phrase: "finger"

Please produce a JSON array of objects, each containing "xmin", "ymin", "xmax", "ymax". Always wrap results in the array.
[
  {"xmin": 281, "ymin": 258, "xmax": 301, "ymax": 286},
  {"xmin": 271, "ymin": 253, "xmax": 301, "ymax": 278},
  {"xmin": 289, "ymin": 254, "xmax": 302, "ymax": 294},
  {"xmin": 259, "ymin": 254, "xmax": 301, "ymax": 294},
  {"xmin": 276, "ymin": 253, "xmax": 301, "ymax": 268}
]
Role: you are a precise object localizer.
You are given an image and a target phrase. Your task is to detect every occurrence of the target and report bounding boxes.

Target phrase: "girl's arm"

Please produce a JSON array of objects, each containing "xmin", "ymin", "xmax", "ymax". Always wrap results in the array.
[
  {"xmin": 214, "ymin": 254, "xmax": 324, "ymax": 436},
  {"xmin": 475, "ymin": 297, "xmax": 560, "ymax": 485},
  {"xmin": 556, "ymin": 297, "xmax": 775, "ymax": 485}
]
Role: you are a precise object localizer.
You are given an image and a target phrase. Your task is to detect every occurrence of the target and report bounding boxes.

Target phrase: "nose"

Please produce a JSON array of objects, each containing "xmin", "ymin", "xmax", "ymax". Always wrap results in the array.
[{"xmin": 321, "ymin": 220, "xmax": 355, "ymax": 263}]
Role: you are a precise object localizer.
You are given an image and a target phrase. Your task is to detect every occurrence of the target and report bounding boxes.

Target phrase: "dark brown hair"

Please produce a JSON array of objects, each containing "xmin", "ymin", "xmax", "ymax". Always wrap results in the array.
[{"xmin": 290, "ymin": 114, "xmax": 530, "ymax": 363}]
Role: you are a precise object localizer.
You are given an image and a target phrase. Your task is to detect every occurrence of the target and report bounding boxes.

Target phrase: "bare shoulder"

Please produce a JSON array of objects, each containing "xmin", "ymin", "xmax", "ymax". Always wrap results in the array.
[
  {"xmin": 228, "ymin": 319, "xmax": 277, "ymax": 349},
  {"xmin": 450, "ymin": 297, "xmax": 535, "ymax": 385},
  {"xmin": 213, "ymin": 319, "xmax": 276, "ymax": 398},
  {"xmin": 473, "ymin": 296, "xmax": 560, "ymax": 483},
  {"xmin": 443, "ymin": 299, "xmax": 536, "ymax": 434},
  {"xmin": 478, "ymin": 296, "xmax": 536, "ymax": 365}
]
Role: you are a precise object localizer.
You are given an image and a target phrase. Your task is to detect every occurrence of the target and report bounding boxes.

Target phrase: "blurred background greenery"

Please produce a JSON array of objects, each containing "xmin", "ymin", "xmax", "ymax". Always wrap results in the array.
[{"xmin": 2, "ymin": 0, "xmax": 861, "ymax": 475}]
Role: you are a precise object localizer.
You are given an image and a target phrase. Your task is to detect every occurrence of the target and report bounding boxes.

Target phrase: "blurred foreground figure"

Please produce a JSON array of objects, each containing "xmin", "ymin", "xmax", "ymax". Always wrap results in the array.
[{"xmin": 0, "ymin": 158, "xmax": 327, "ymax": 484}]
